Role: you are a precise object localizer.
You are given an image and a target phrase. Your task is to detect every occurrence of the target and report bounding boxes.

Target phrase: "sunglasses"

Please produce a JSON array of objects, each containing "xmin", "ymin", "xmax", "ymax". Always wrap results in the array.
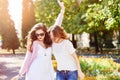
[{"xmin": 36, "ymin": 33, "xmax": 45, "ymax": 37}]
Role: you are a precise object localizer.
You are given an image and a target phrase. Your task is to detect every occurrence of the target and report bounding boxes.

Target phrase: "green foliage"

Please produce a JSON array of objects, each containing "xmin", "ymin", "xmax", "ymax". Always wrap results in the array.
[
  {"xmin": 34, "ymin": 0, "xmax": 84, "ymax": 34},
  {"xmin": 83, "ymin": 0, "xmax": 120, "ymax": 32},
  {"xmin": 34, "ymin": 0, "xmax": 120, "ymax": 34},
  {"xmin": 34, "ymin": 0, "xmax": 59, "ymax": 27},
  {"xmin": 79, "ymin": 57, "xmax": 120, "ymax": 79}
]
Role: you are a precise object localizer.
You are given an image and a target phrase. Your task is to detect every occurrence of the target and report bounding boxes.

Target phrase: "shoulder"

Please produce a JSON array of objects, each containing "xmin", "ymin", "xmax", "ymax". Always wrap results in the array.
[
  {"xmin": 33, "ymin": 40, "xmax": 38, "ymax": 44},
  {"xmin": 63, "ymin": 39, "xmax": 72, "ymax": 44},
  {"xmin": 63, "ymin": 39, "xmax": 74, "ymax": 48},
  {"xmin": 33, "ymin": 40, "xmax": 39, "ymax": 46}
]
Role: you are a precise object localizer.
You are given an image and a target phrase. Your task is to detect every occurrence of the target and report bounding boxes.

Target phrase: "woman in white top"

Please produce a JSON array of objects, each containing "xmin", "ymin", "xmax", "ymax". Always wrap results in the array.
[
  {"xmin": 49, "ymin": 26, "xmax": 85, "ymax": 80},
  {"xmin": 18, "ymin": 0, "xmax": 65, "ymax": 80},
  {"xmin": 19, "ymin": 23, "xmax": 54, "ymax": 80}
]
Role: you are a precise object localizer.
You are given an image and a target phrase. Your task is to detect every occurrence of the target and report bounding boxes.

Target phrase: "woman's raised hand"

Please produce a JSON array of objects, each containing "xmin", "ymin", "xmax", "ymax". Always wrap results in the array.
[{"xmin": 57, "ymin": 0, "xmax": 65, "ymax": 10}]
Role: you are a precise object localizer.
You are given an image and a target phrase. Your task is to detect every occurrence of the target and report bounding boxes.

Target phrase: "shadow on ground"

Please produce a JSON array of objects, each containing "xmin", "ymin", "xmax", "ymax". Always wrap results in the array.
[{"xmin": 0, "ymin": 54, "xmax": 24, "ymax": 80}]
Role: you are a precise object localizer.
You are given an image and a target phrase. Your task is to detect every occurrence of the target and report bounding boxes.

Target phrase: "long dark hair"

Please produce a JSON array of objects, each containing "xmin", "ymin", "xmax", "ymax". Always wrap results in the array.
[{"xmin": 27, "ymin": 23, "xmax": 52, "ymax": 52}]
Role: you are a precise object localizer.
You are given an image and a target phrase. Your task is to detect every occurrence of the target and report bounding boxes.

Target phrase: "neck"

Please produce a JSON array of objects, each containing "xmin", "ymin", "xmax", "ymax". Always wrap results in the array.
[
  {"xmin": 37, "ymin": 40, "xmax": 46, "ymax": 48},
  {"xmin": 38, "ymin": 40, "xmax": 44, "ymax": 43},
  {"xmin": 55, "ymin": 38, "xmax": 64, "ymax": 43}
]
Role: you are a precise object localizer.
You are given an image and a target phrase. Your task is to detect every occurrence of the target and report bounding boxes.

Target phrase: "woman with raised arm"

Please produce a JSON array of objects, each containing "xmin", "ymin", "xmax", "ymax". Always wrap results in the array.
[
  {"xmin": 49, "ymin": 26, "xmax": 85, "ymax": 80},
  {"xmin": 49, "ymin": 0, "xmax": 85, "ymax": 80},
  {"xmin": 16, "ymin": 1, "xmax": 65, "ymax": 80}
]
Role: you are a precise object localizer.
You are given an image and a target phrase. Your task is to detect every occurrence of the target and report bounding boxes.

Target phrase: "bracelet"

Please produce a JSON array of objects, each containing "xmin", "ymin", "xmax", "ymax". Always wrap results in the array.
[{"xmin": 18, "ymin": 74, "xmax": 21, "ymax": 76}]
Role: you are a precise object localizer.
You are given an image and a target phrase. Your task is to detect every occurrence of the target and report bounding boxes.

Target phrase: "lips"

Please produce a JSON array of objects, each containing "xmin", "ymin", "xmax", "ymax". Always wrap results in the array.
[{"xmin": 39, "ymin": 37, "xmax": 41, "ymax": 39}]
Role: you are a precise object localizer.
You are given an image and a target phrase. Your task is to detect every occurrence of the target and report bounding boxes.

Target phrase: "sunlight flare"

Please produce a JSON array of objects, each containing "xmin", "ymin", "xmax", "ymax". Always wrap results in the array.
[{"xmin": 8, "ymin": 0, "xmax": 22, "ymax": 38}]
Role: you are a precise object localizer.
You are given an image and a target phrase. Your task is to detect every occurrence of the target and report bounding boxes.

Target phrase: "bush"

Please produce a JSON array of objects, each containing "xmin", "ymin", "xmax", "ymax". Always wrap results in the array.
[
  {"xmin": 79, "ymin": 57, "xmax": 120, "ymax": 80},
  {"xmin": 52, "ymin": 57, "xmax": 120, "ymax": 80}
]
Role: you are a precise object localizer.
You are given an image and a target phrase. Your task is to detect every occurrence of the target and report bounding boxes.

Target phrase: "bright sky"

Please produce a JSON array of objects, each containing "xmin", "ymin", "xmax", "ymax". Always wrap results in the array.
[{"xmin": 8, "ymin": 0, "xmax": 22, "ymax": 38}]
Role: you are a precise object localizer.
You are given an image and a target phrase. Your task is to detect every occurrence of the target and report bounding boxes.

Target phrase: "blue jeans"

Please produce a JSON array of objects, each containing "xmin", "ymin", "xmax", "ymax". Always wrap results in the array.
[{"xmin": 56, "ymin": 70, "xmax": 78, "ymax": 80}]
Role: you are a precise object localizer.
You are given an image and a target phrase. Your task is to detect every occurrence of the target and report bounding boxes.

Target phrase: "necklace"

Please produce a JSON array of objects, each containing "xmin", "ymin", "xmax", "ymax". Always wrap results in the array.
[
  {"xmin": 44, "ymin": 50, "xmax": 47, "ymax": 56},
  {"xmin": 37, "ymin": 40, "xmax": 47, "ymax": 56},
  {"xmin": 44, "ymin": 53, "xmax": 46, "ymax": 56}
]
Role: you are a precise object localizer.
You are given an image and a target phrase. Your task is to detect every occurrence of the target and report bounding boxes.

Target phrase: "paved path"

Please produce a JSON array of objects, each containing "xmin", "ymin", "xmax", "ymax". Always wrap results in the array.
[
  {"xmin": 0, "ymin": 54, "xmax": 119, "ymax": 80},
  {"xmin": 0, "ymin": 54, "xmax": 24, "ymax": 80}
]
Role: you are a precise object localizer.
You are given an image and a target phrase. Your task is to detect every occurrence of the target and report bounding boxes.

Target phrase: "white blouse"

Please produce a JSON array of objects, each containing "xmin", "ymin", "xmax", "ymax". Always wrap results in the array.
[{"xmin": 52, "ymin": 39, "xmax": 77, "ymax": 71}]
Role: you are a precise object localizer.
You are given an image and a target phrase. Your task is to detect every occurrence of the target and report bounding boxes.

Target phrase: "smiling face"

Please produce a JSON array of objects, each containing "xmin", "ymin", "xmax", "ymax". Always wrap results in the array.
[{"xmin": 35, "ymin": 29, "xmax": 45, "ymax": 41}]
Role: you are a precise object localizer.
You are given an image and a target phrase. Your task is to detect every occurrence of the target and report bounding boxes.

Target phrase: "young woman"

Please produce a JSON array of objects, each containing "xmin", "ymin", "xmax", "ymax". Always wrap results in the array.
[
  {"xmin": 19, "ymin": 23, "xmax": 54, "ymax": 80},
  {"xmin": 18, "ymin": 0, "xmax": 65, "ymax": 80},
  {"xmin": 49, "ymin": 26, "xmax": 85, "ymax": 80}
]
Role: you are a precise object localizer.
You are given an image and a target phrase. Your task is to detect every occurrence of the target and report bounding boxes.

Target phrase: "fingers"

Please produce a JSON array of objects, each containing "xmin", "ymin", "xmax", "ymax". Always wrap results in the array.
[
  {"xmin": 57, "ymin": 0, "xmax": 63, "ymax": 6},
  {"xmin": 57, "ymin": 0, "xmax": 65, "ymax": 10},
  {"xmin": 79, "ymin": 73, "xmax": 85, "ymax": 80},
  {"xmin": 57, "ymin": 0, "xmax": 61, "ymax": 4}
]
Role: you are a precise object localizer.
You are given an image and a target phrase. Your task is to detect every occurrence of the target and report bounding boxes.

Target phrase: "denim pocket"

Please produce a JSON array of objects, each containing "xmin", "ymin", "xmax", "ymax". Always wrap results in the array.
[{"xmin": 68, "ymin": 70, "xmax": 78, "ymax": 80}]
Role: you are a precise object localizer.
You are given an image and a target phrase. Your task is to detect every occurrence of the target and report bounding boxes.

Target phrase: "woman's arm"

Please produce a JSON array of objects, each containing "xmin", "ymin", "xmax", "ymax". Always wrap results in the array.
[
  {"xmin": 19, "ymin": 50, "xmax": 32, "ymax": 75},
  {"xmin": 27, "ymin": 41, "xmax": 38, "ymax": 70},
  {"xmin": 72, "ymin": 53, "xmax": 85, "ymax": 80},
  {"xmin": 54, "ymin": 0, "xmax": 65, "ymax": 26},
  {"xmin": 19, "ymin": 41, "xmax": 38, "ymax": 75}
]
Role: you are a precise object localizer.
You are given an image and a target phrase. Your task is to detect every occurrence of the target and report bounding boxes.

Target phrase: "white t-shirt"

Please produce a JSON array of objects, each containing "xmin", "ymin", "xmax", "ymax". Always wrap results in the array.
[{"xmin": 52, "ymin": 39, "xmax": 77, "ymax": 71}]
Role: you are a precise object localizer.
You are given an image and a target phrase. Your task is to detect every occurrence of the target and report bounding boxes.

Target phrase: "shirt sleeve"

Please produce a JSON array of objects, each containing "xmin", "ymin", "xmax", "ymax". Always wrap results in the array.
[
  {"xmin": 65, "ymin": 40, "xmax": 76, "ymax": 54},
  {"xmin": 54, "ymin": 9, "xmax": 65, "ymax": 26},
  {"xmin": 28, "ymin": 41, "xmax": 38, "ymax": 69},
  {"xmin": 19, "ymin": 41, "xmax": 38, "ymax": 75},
  {"xmin": 19, "ymin": 50, "xmax": 32, "ymax": 75}
]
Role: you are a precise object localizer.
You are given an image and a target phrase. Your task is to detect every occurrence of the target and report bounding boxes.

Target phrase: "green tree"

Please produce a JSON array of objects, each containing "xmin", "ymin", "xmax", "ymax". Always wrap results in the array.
[
  {"xmin": 0, "ymin": 0, "xmax": 20, "ymax": 54},
  {"xmin": 34, "ymin": 0, "xmax": 59, "ymax": 27},
  {"xmin": 34, "ymin": 0, "xmax": 84, "ymax": 47},
  {"xmin": 22, "ymin": 0, "xmax": 36, "ymax": 48},
  {"xmin": 34, "ymin": 0, "xmax": 120, "ymax": 52}
]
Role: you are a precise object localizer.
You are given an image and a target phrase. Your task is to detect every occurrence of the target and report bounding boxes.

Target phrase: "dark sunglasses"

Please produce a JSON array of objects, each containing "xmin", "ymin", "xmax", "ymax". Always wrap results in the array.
[{"xmin": 36, "ymin": 33, "xmax": 45, "ymax": 37}]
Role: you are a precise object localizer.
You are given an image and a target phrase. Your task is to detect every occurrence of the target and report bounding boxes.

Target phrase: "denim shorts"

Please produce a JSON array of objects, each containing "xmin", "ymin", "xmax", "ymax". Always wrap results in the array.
[{"xmin": 56, "ymin": 70, "xmax": 78, "ymax": 80}]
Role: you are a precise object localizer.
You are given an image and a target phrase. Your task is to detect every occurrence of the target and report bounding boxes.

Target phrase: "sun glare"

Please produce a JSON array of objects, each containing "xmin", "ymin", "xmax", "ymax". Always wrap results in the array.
[{"xmin": 8, "ymin": 0, "xmax": 22, "ymax": 38}]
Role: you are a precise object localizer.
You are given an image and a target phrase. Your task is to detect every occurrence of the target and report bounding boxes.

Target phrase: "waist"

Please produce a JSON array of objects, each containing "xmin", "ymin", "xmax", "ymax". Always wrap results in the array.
[
  {"xmin": 57, "ymin": 70, "xmax": 77, "ymax": 74},
  {"xmin": 57, "ymin": 63, "xmax": 77, "ymax": 70}
]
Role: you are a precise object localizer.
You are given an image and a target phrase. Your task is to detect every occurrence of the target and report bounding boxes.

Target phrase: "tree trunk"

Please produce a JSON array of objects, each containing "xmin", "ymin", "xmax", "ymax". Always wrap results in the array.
[
  {"xmin": 12, "ymin": 49, "xmax": 15, "ymax": 54},
  {"xmin": 93, "ymin": 32, "xmax": 99, "ymax": 53},
  {"xmin": 118, "ymin": 30, "xmax": 120, "ymax": 44},
  {"xmin": 72, "ymin": 34, "xmax": 77, "ymax": 48}
]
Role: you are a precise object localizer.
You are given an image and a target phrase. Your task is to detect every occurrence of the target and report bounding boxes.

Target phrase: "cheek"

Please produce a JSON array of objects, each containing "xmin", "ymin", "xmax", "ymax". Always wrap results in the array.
[
  {"xmin": 50, "ymin": 34, "xmax": 54, "ymax": 40},
  {"xmin": 51, "ymin": 35, "xmax": 54, "ymax": 39}
]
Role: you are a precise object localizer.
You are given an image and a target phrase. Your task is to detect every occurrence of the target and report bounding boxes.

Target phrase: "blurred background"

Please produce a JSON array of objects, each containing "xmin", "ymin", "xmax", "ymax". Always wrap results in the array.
[{"xmin": 0, "ymin": 0, "xmax": 120, "ymax": 80}]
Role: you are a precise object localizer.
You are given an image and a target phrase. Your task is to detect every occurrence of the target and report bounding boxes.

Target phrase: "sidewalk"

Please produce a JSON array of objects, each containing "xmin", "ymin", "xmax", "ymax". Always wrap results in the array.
[
  {"xmin": 0, "ymin": 54, "xmax": 24, "ymax": 80},
  {"xmin": 0, "ymin": 54, "xmax": 119, "ymax": 80}
]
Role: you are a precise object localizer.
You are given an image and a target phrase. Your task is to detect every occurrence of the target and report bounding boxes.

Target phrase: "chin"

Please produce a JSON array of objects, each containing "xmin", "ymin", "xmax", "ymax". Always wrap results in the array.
[{"xmin": 38, "ymin": 39, "xmax": 44, "ymax": 41}]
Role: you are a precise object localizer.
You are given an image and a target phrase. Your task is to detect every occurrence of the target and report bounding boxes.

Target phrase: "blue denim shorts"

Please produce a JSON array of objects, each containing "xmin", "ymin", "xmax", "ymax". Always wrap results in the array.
[{"xmin": 56, "ymin": 70, "xmax": 78, "ymax": 80}]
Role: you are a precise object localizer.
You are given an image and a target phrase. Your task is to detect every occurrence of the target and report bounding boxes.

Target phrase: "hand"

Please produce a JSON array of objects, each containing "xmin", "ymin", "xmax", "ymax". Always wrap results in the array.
[
  {"xmin": 18, "ymin": 74, "xmax": 22, "ymax": 77},
  {"xmin": 78, "ymin": 71, "xmax": 85, "ymax": 80},
  {"xmin": 11, "ymin": 75, "xmax": 19, "ymax": 80},
  {"xmin": 57, "ymin": 0, "xmax": 65, "ymax": 10}
]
